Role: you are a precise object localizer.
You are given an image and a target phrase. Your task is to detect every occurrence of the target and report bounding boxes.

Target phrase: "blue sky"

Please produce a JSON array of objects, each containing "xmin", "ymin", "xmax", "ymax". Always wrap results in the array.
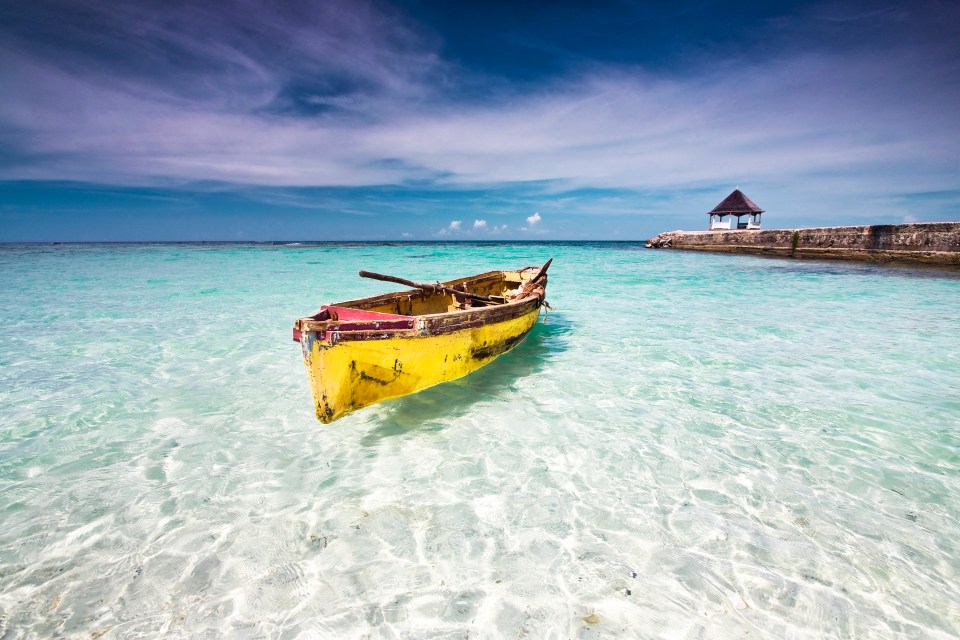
[{"xmin": 1, "ymin": 0, "xmax": 958, "ymax": 241}]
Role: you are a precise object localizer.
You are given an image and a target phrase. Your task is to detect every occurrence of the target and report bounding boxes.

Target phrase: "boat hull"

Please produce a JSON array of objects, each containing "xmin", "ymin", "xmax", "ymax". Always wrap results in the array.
[
  {"xmin": 295, "ymin": 266, "xmax": 549, "ymax": 423},
  {"xmin": 303, "ymin": 305, "xmax": 540, "ymax": 423}
]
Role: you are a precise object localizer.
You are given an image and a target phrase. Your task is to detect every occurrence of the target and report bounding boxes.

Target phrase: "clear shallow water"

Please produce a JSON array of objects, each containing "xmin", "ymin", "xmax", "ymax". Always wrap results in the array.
[{"xmin": 0, "ymin": 242, "xmax": 958, "ymax": 639}]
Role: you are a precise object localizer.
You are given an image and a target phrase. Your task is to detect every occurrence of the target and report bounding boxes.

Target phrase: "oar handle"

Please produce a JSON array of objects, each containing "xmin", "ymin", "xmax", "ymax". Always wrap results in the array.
[{"xmin": 358, "ymin": 270, "xmax": 427, "ymax": 291}]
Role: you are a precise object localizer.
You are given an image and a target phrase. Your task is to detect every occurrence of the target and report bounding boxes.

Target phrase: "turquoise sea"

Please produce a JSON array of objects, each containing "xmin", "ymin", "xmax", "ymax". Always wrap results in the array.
[{"xmin": 0, "ymin": 242, "xmax": 958, "ymax": 639}]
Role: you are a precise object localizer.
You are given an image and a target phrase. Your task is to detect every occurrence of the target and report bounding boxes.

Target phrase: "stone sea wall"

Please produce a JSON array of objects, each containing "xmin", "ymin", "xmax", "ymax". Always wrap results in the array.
[{"xmin": 646, "ymin": 222, "xmax": 960, "ymax": 266}]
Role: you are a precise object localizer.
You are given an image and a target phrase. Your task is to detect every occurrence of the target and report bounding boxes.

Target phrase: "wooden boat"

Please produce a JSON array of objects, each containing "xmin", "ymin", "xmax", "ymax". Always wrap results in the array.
[{"xmin": 293, "ymin": 260, "xmax": 551, "ymax": 423}]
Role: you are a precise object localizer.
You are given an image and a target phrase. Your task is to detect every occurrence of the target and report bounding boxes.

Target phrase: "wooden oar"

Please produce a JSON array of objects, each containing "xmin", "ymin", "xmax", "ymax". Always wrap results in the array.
[
  {"xmin": 515, "ymin": 258, "xmax": 553, "ymax": 298},
  {"xmin": 530, "ymin": 258, "xmax": 552, "ymax": 283},
  {"xmin": 358, "ymin": 270, "xmax": 498, "ymax": 304}
]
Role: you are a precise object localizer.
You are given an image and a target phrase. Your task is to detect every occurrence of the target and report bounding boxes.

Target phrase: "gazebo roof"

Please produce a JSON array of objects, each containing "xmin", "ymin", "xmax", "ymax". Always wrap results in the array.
[{"xmin": 708, "ymin": 189, "xmax": 764, "ymax": 215}]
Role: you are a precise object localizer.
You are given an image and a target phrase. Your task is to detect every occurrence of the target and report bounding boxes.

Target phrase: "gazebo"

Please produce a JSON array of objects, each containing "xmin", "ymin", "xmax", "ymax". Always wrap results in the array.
[{"xmin": 708, "ymin": 189, "xmax": 764, "ymax": 230}]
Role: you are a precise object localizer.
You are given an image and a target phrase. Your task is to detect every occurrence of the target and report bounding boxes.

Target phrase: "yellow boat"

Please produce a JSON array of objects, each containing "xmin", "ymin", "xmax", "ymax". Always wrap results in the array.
[{"xmin": 293, "ymin": 260, "xmax": 551, "ymax": 423}]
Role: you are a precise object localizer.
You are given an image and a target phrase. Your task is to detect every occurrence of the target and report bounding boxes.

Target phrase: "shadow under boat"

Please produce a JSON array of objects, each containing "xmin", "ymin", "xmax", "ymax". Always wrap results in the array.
[{"xmin": 359, "ymin": 313, "xmax": 573, "ymax": 446}]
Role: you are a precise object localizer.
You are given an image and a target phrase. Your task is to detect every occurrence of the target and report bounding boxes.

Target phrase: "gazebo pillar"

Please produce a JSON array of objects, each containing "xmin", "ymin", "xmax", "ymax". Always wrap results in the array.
[{"xmin": 709, "ymin": 214, "xmax": 732, "ymax": 230}]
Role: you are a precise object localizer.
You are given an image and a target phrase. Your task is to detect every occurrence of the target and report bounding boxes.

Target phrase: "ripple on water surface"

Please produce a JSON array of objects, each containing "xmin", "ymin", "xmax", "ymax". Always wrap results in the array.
[{"xmin": 0, "ymin": 243, "xmax": 958, "ymax": 638}]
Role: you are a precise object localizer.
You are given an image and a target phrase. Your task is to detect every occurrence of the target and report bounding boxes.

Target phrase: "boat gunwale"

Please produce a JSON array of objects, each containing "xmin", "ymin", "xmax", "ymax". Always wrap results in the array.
[
  {"xmin": 297, "ymin": 294, "xmax": 542, "ymax": 341},
  {"xmin": 294, "ymin": 267, "xmax": 546, "ymax": 341}
]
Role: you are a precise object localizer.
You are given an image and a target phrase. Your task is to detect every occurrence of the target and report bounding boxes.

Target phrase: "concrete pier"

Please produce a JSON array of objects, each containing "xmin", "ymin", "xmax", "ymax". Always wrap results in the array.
[{"xmin": 646, "ymin": 222, "xmax": 960, "ymax": 266}]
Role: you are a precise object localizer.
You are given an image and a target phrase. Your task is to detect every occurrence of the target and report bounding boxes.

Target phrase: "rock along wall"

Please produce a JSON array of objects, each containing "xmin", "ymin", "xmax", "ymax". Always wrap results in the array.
[{"xmin": 646, "ymin": 222, "xmax": 960, "ymax": 266}]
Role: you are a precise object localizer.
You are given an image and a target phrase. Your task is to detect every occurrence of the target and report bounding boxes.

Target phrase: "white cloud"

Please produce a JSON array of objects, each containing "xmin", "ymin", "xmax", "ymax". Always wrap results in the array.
[
  {"xmin": 526, "ymin": 212, "xmax": 542, "ymax": 226},
  {"xmin": 434, "ymin": 220, "xmax": 462, "ymax": 236},
  {"xmin": 401, "ymin": 231, "xmax": 413, "ymax": 237},
  {"xmin": 473, "ymin": 219, "xmax": 487, "ymax": 229}
]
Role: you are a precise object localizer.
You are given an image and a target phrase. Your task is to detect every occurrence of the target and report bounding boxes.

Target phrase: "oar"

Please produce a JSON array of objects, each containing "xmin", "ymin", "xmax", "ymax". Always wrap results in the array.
[
  {"xmin": 530, "ymin": 258, "xmax": 552, "ymax": 283},
  {"xmin": 515, "ymin": 258, "xmax": 553, "ymax": 298},
  {"xmin": 358, "ymin": 270, "xmax": 498, "ymax": 304}
]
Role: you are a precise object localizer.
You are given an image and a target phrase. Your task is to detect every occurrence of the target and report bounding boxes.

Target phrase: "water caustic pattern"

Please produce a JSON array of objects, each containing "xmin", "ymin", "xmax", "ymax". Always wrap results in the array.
[{"xmin": 0, "ymin": 242, "xmax": 958, "ymax": 638}]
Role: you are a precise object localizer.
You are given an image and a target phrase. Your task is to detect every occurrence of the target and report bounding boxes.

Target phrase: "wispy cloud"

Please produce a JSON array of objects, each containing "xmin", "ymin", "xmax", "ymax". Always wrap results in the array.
[
  {"xmin": 1, "ymin": 0, "xmax": 958, "ymax": 235},
  {"xmin": 4, "ymin": 41, "xmax": 956, "ymax": 198}
]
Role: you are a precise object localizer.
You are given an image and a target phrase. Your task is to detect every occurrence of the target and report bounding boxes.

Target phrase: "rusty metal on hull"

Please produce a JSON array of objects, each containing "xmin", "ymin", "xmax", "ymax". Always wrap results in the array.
[{"xmin": 293, "ymin": 263, "xmax": 550, "ymax": 423}]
